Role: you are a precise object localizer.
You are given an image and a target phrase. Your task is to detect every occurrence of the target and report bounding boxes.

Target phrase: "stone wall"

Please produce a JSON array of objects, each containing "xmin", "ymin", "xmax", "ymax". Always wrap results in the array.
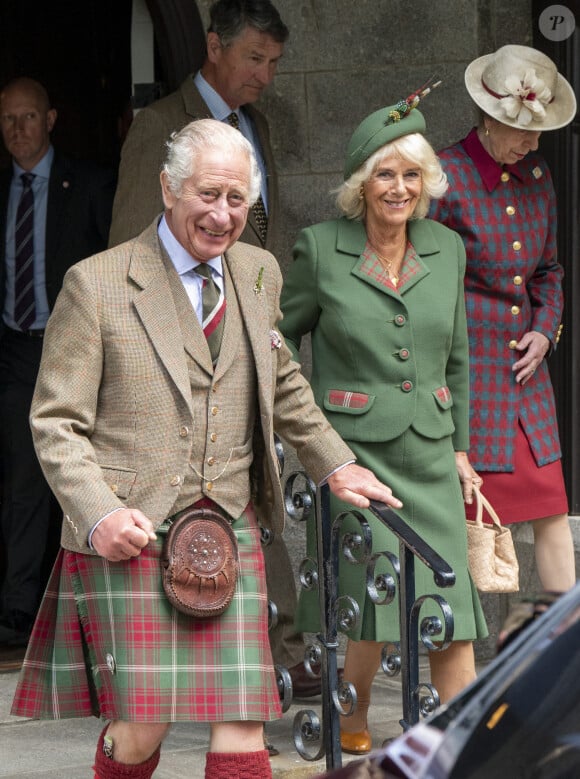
[{"xmin": 198, "ymin": 0, "xmax": 533, "ymax": 270}]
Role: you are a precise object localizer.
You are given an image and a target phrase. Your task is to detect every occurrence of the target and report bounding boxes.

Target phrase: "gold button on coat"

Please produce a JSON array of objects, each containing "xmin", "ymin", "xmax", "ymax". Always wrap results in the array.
[
  {"xmin": 179, "ymin": 426, "xmax": 189, "ymax": 437},
  {"xmin": 511, "ymin": 306, "xmax": 520, "ymax": 315},
  {"xmin": 513, "ymin": 275, "xmax": 523, "ymax": 285},
  {"xmin": 501, "ymin": 171, "xmax": 510, "ymax": 182},
  {"xmin": 509, "ymin": 340, "xmax": 518, "ymax": 349},
  {"xmin": 170, "ymin": 475, "xmax": 181, "ymax": 486},
  {"xmin": 210, "ymin": 432, "xmax": 217, "ymax": 442},
  {"xmin": 513, "ymin": 241, "xmax": 522, "ymax": 251},
  {"xmin": 207, "ymin": 456, "xmax": 216, "ymax": 466},
  {"xmin": 206, "ymin": 482, "xmax": 213, "ymax": 491},
  {"xmin": 211, "ymin": 406, "xmax": 218, "ymax": 416},
  {"xmin": 506, "ymin": 205, "xmax": 515, "ymax": 215}
]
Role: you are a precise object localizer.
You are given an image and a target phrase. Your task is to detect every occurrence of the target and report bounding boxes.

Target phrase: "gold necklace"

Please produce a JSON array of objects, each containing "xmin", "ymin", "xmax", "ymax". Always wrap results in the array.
[{"xmin": 372, "ymin": 238, "xmax": 406, "ymax": 286}]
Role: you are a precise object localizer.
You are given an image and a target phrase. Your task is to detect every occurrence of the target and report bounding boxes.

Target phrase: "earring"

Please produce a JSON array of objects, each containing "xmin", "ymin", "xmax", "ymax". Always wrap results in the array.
[
  {"xmin": 358, "ymin": 184, "xmax": 364, "ymax": 201},
  {"xmin": 485, "ymin": 127, "xmax": 490, "ymax": 137}
]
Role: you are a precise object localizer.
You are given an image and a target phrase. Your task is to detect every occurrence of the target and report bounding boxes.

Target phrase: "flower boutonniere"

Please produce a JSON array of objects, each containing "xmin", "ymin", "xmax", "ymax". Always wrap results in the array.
[
  {"xmin": 254, "ymin": 266, "xmax": 265, "ymax": 295},
  {"xmin": 270, "ymin": 329, "xmax": 282, "ymax": 350}
]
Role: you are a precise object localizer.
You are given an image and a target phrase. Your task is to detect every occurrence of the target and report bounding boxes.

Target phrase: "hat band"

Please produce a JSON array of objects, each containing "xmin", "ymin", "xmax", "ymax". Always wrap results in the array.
[{"xmin": 481, "ymin": 77, "xmax": 554, "ymax": 105}]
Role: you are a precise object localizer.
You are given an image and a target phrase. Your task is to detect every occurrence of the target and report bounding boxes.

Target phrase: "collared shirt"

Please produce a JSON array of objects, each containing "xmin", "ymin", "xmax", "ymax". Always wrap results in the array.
[
  {"xmin": 3, "ymin": 145, "xmax": 54, "ymax": 329},
  {"xmin": 157, "ymin": 215, "xmax": 224, "ymax": 324},
  {"xmin": 193, "ymin": 71, "xmax": 268, "ymax": 213},
  {"xmin": 461, "ymin": 126, "xmax": 524, "ymax": 192}
]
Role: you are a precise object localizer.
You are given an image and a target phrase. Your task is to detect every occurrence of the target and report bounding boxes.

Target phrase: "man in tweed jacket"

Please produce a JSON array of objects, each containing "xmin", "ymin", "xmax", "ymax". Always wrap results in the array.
[
  {"xmin": 108, "ymin": 0, "xmax": 315, "ymax": 698},
  {"xmin": 15, "ymin": 120, "xmax": 399, "ymax": 779}
]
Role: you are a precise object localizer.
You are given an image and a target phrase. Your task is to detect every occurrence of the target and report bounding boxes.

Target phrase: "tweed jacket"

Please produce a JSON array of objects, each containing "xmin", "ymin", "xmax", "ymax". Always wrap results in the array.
[
  {"xmin": 108, "ymin": 76, "xmax": 278, "ymax": 251},
  {"xmin": 430, "ymin": 129, "xmax": 563, "ymax": 470},
  {"xmin": 279, "ymin": 217, "xmax": 469, "ymax": 451},
  {"xmin": 30, "ymin": 220, "xmax": 353, "ymax": 554},
  {"xmin": 0, "ymin": 151, "xmax": 115, "ymax": 335}
]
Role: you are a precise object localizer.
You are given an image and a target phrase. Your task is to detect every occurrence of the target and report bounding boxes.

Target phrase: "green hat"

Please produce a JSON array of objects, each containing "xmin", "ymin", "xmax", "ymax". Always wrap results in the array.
[{"xmin": 344, "ymin": 104, "xmax": 426, "ymax": 180}]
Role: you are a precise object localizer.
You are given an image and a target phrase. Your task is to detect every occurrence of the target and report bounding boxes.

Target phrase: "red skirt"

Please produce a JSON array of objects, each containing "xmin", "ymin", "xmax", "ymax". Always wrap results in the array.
[{"xmin": 465, "ymin": 420, "xmax": 568, "ymax": 524}]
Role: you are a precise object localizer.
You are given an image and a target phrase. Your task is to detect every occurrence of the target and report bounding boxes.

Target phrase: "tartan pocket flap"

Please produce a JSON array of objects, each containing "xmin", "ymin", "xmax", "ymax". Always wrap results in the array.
[
  {"xmin": 324, "ymin": 389, "xmax": 376, "ymax": 415},
  {"xmin": 100, "ymin": 466, "xmax": 138, "ymax": 499},
  {"xmin": 432, "ymin": 386, "xmax": 453, "ymax": 409}
]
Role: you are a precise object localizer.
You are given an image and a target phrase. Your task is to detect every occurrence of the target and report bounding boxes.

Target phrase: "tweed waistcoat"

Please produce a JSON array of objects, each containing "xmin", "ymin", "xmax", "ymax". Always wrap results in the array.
[{"xmin": 165, "ymin": 258, "xmax": 258, "ymax": 519}]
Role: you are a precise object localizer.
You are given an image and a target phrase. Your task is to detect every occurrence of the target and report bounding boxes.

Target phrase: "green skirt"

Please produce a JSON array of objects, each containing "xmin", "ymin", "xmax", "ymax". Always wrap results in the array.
[{"xmin": 295, "ymin": 430, "xmax": 488, "ymax": 643}]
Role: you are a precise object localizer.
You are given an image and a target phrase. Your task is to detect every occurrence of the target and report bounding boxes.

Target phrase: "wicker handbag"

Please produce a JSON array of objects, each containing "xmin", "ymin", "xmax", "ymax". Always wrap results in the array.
[
  {"xmin": 466, "ymin": 487, "xmax": 519, "ymax": 593},
  {"xmin": 161, "ymin": 506, "xmax": 238, "ymax": 618}
]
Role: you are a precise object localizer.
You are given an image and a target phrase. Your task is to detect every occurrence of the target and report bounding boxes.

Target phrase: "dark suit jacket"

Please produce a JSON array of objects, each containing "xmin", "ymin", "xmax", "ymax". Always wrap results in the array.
[
  {"xmin": 0, "ymin": 150, "xmax": 116, "ymax": 334},
  {"xmin": 108, "ymin": 75, "xmax": 279, "ymax": 251}
]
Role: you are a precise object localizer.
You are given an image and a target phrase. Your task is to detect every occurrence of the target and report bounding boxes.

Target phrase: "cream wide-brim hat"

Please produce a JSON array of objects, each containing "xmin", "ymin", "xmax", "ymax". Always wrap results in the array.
[{"xmin": 465, "ymin": 44, "xmax": 577, "ymax": 131}]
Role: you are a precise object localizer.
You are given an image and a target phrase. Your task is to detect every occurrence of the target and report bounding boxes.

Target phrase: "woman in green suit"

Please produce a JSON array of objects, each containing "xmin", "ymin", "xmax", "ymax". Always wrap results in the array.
[{"xmin": 280, "ymin": 101, "xmax": 488, "ymax": 754}]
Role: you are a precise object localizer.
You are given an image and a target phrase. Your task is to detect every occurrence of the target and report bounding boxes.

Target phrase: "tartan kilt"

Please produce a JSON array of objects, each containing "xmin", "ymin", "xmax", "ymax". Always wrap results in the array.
[{"xmin": 12, "ymin": 504, "xmax": 282, "ymax": 723}]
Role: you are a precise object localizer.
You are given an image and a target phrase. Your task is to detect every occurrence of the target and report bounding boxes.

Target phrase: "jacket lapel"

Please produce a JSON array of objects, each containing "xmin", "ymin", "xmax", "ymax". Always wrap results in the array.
[
  {"xmin": 220, "ymin": 244, "xmax": 272, "ymax": 399},
  {"xmin": 340, "ymin": 217, "xmax": 439, "ymax": 297},
  {"xmin": 45, "ymin": 153, "xmax": 71, "ymax": 261},
  {"xmin": 129, "ymin": 224, "xmax": 199, "ymax": 411}
]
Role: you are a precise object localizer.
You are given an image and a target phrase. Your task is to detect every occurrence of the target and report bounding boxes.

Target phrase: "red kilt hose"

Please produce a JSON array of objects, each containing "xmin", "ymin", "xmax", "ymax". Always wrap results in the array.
[
  {"xmin": 12, "ymin": 504, "xmax": 282, "ymax": 723},
  {"xmin": 430, "ymin": 128, "xmax": 564, "ymax": 472}
]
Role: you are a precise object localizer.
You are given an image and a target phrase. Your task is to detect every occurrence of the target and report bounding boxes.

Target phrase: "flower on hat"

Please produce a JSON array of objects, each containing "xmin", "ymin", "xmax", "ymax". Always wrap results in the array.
[{"xmin": 501, "ymin": 69, "xmax": 552, "ymax": 126}]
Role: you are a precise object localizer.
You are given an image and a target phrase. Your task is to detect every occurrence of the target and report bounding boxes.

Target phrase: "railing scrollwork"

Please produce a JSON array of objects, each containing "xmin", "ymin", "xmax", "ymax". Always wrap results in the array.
[{"xmin": 278, "ymin": 469, "xmax": 458, "ymax": 771}]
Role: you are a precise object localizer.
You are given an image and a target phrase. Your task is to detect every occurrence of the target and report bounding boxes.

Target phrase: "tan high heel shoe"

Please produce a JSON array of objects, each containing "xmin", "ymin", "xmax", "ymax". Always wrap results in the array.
[{"xmin": 340, "ymin": 728, "xmax": 372, "ymax": 755}]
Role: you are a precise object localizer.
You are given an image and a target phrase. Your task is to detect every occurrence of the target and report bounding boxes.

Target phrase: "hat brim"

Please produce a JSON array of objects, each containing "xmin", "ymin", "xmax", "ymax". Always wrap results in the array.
[{"xmin": 465, "ymin": 53, "xmax": 577, "ymax": 131}]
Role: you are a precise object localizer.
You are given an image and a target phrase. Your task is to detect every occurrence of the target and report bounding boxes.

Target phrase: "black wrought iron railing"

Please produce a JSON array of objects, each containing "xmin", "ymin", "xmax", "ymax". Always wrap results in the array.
[{"xmin": 279, "ymin": 475, "xmax": 457, "ymax": 772}]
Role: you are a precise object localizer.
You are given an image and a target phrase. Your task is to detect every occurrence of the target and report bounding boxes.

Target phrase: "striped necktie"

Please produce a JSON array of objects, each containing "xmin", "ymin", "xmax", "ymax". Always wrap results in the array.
[
  {"xmin": 226, "ymin": 111, "xmax": 268, "ymax": 245},
  {"xmin": 14, "ymin": 172, "xmax": 36, "ymax": 329},
  {"xmin": 194, "ymin": 263, "xmax": 225, "ymax": 363}
]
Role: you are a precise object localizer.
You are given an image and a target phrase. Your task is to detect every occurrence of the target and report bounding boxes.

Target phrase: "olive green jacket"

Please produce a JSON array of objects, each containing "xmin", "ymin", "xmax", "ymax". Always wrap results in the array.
[{"xmin": 279, "ymin": 217, "xmax": 470, "ymax": 450}]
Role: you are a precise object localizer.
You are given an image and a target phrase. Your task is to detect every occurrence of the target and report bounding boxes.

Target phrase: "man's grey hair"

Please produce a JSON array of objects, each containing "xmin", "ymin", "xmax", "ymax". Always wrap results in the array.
[
  {"xmin": 163, "ymin": 119, "xmax": 261, "ymax": 204},
  {"xmin": 208, "ymin": 0, "xmax": 289, "ymax": 47}
]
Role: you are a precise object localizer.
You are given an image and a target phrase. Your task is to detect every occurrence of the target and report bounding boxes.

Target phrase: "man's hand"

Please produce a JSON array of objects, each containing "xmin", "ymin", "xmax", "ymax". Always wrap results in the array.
[
  {"xmin": 327, "ymin": 464, "xmax": 403, "ymax": 510},
  {"xmin": 512, "ymin": 330, "xmax": 550, "ymax": 385},
  {"xmin": 91, "ymin": 509, "xmax": 157, "ymax": 562}
]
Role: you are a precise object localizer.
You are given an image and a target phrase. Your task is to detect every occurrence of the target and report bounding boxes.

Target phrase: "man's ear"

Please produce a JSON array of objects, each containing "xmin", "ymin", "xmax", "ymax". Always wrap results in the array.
[
  {"xmin": 160, "ymin": 171, "xmax": 176, "ymax": 210},
  {"xmin": 206, "ymin": 32, "xmax": 222, "ymax": 64},
  {"xmin": 46, "ymin": 108, "xmax": 57, "ymax": 133}
]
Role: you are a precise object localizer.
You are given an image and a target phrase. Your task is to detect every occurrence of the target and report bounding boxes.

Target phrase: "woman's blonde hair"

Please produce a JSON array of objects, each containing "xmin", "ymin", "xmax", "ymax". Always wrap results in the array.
[{"xmin": 335, "ymin": 133, "xmax": 448, "ymax": 221}]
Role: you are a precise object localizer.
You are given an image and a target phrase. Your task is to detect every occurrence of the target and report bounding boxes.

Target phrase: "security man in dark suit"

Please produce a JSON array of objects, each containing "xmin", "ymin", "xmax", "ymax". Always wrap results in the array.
[{"xmin": 0, "ymin": 77, "xmax": 116, "ymax": 666}]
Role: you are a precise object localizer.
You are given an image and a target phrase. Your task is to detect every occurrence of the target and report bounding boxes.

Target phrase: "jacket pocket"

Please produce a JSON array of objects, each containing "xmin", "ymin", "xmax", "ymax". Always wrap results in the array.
[
  {"xmin": 100, "ymin": 466, "xmax": 138, "ymax": 500},
  {"xmin": 432, "ymin": 386, "xmax": 453, "ymax": 410},
  {"xmin": 323, "ymin": 389, "xmax": 376, "ymax": 415}
]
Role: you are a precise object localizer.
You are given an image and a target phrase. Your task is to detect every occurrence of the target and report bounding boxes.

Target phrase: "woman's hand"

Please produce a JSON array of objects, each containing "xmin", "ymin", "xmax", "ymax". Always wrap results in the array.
[
  {"xmin": 455, "ymin": 451, "xmax": 482, "ymax": 505},
  {"xmin": 512, "ymin": 330, "xmax": 550, "ymax": 385}
]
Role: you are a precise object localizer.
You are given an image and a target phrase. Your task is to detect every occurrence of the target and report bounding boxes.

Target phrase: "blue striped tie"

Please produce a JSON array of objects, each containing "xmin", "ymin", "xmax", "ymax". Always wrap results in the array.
[{"xmin": 14, "ymin": 172, "xmax": 36, "ymax": 329}]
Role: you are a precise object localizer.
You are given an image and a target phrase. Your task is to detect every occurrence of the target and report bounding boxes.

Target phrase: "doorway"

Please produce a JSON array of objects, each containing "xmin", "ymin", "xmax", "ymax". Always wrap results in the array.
[{"xmin": 0, "ymin": 0, "xmax": 205, "ymax": 169}]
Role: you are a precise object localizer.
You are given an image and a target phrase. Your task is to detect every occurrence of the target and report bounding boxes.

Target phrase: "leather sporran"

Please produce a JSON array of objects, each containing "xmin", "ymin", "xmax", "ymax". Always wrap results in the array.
[
  {"xmin": 161, "ymin": 506, "xmax": 238, "ymax": 618},
  {"xmin": 466, "ymin": 487, "xmax": 519, "ymax": 593}
]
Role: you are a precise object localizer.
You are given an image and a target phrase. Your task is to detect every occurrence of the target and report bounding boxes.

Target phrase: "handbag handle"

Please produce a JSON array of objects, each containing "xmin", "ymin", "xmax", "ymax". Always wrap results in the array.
[{"xmin": 473, "ymin": 485, "xmax": 503, "ymax": 529}]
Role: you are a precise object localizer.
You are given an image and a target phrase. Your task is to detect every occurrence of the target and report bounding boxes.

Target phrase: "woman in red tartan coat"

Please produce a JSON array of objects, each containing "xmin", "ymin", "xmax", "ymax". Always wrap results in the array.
[{"xmin": 430, "ymin": 45, "xmax": 576, "ymax": 592}]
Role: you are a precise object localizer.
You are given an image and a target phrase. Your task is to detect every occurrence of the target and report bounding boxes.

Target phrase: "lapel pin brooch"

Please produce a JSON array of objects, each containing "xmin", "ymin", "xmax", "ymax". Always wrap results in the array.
[{"xmin": 254, "ymin": 266, "xmax": 264, "ymax": 295}]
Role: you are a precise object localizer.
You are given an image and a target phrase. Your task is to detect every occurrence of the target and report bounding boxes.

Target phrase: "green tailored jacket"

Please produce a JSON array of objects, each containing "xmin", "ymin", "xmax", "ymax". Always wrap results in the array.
[{"xmin": 279, "ymin": 216, "xmax": 470, "ymax": 451}]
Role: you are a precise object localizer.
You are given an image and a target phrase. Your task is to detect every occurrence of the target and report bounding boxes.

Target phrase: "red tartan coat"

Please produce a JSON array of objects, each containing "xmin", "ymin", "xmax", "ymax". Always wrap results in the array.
[{"xmin": 430, "ymin": 129, "xmax": 563, "ymax": 471}]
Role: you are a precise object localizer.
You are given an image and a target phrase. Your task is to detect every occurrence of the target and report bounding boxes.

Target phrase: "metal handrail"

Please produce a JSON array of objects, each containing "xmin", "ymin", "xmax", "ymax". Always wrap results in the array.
[{"xmin": 285, "ymin": 480, "xmax": 456, "ymax": 771}]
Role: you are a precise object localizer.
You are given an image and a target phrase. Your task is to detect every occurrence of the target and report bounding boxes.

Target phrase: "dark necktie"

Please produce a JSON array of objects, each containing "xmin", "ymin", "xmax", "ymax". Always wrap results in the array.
[
  {"xmin": 14, "ymin": 172, "xmax": 36, "ymax": 329},
  {"xmin": 226, "ymin": 111, "xmax": 268, "ymax": 245},
  {"xmin": 194, "ymin": 263, "xmax": 226, "ymax": 363}
]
